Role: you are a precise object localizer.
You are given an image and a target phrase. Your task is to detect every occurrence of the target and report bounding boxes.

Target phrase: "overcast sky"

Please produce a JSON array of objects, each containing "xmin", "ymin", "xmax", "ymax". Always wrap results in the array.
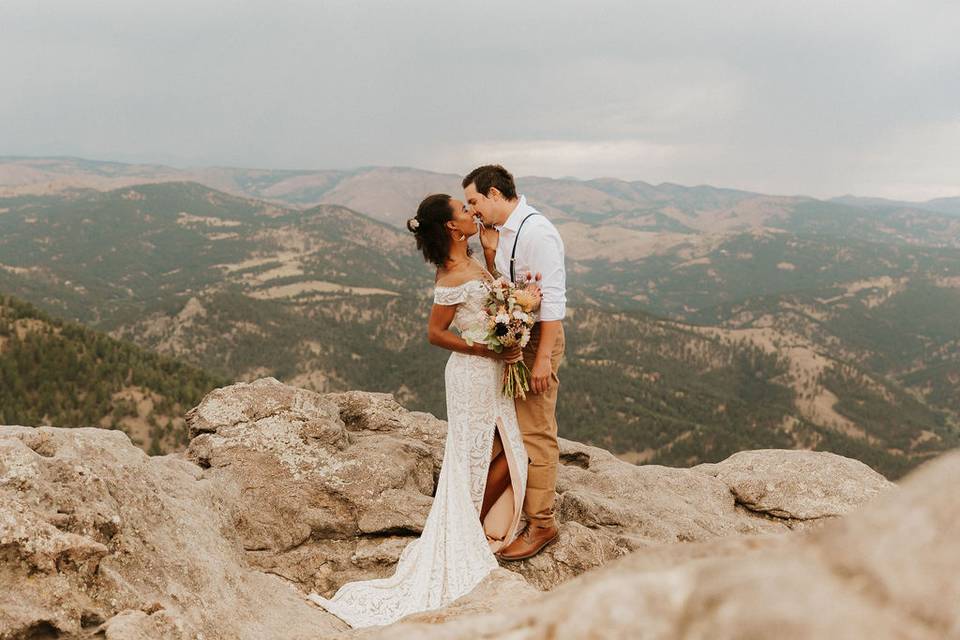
[{"xmin": 2, "ymin": 0, "xmax": 959, "ymax": 200}]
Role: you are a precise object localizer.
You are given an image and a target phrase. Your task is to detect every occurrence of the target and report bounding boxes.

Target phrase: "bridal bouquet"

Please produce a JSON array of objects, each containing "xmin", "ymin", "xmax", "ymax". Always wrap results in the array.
[{"xmin": 463, "ymin": 278, "xmax": 540, "ymax": 399}]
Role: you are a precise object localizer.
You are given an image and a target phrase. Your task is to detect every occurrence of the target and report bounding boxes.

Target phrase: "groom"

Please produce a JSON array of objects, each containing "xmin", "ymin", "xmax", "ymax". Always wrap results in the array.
[{"xmin": 463, "ymin": 164, "xmax": 566, "ymax": 561}]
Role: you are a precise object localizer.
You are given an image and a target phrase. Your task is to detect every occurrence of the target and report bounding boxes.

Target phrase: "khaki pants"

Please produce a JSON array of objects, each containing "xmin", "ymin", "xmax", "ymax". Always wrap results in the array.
[{"xmin": 515, "ymin": 323, "xmax": 564, "ymax": 529}]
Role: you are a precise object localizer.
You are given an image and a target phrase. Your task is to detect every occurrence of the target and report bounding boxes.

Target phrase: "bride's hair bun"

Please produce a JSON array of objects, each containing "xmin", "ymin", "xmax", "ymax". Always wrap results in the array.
[{"xmin": 406, "ymin": 217, "xmax": 421, "ymax": 233}]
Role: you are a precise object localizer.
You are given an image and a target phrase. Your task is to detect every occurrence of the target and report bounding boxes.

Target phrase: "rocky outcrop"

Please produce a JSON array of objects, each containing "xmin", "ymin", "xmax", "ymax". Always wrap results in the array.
[
  {"xmin": 373, "ymin": 450, "xmax": 960, "ymax": 639},
  {"xmin": 0, "ymin": 424, "xmax": 337, "ymax": 640},
  {"xmin": 182, "ymin": 381, "xmax": 891, "ymax": 594},
  {"xmin": 1, "ymin": 378, "xmax": 902, "ymax": 638}
]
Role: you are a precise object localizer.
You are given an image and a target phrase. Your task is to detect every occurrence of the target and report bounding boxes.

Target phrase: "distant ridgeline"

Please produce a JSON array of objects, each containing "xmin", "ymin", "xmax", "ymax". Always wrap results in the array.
[{"xmin": 0, "ymin": 294, "xmax": 228, "ymax": 454}]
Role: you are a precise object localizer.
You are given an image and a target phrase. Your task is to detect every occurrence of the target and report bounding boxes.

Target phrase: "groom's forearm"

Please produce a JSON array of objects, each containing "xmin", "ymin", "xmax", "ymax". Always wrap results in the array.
[{"xmin": 533, "ymin": 320, "xmax": 561, "ymax": 363}]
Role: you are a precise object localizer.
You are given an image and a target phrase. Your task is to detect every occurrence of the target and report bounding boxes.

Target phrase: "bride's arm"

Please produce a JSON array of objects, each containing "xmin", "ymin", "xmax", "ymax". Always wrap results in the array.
[
  {"xmin": 482, "ymin": 247, "xmax": 497, "ymax": 277},
  {"xmin": 427, "ymin": 304, "xmax": 521, "ymax": 361},
  {"xmin": 477, "ymin": 223, "xmax": 499, "ymax": 276}
]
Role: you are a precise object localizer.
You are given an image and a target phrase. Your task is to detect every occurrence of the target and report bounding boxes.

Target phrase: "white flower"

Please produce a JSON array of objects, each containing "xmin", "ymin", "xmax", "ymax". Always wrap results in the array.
[
  {"xmin": 495, "ymin": 313, "xmax": 510, "ymax": 324},
  {"xmin": 512, "ymin": 310, "xmax": 534, "ymax": 324},
  {"xmin": 519, "ymin": 331, "xmax": 531, "ymax": 348}
]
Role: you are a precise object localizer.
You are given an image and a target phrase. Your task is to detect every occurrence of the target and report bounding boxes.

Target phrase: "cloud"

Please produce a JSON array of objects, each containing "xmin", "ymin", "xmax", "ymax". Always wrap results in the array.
[
  {"xmin": 449, "ymin": 139, "xmax": 687, "ymax": 182},
  {"xmin": 1, "ymin": 0, "xmax": 958, "ymax": 199},
  {"xmin": 845, "ymin": 118, "xmax": 960, "ymax": 200}
]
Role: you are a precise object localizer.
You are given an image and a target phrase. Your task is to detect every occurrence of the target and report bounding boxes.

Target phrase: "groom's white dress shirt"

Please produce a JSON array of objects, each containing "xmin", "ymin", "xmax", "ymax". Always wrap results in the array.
[{"xmin": 494, "ymin": 195, "xmax": 567, "ymax": 322}]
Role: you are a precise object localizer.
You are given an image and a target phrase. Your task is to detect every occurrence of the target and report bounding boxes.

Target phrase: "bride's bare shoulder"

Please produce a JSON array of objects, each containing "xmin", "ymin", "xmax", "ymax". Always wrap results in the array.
[
  {"xmin": 435, "ymin": 265, "xmax": 484, "ymax": 288},
  {"xmin": 435, "ymin": 274, "xmax": 468, "ymax": 288}
]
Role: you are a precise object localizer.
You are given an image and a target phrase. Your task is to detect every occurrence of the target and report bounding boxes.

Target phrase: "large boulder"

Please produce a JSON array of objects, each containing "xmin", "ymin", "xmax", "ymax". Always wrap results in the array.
[
  {"xmin": 0, "ymin": 423, "xmax": 337, "ymax": 639},
  {"xmin": 0, "ymin": 378, "xmax": 897, "ymax": 638},
  {"xmin": 694, "ymin": 449, "xmax": 892, "ymax": 520}
]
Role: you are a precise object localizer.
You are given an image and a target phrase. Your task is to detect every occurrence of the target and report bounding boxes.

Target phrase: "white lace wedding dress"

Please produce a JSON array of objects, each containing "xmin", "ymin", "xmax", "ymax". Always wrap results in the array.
[{"xmin": 306, "ymin": 277, "xmax": 528, "ymax": 628}]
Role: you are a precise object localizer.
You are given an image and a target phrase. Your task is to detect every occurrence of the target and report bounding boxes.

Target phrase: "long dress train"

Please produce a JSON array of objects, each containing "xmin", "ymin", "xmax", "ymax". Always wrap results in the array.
[{"xmin": 306, "ymin": 278, "xmax": 528, "ymax": 628}]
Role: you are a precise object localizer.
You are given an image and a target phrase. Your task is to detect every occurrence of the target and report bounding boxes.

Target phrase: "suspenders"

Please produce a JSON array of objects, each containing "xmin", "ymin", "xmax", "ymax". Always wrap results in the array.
[{"xmin": 509, "ymin": 212, "xmax": 540, "ymax": 283}]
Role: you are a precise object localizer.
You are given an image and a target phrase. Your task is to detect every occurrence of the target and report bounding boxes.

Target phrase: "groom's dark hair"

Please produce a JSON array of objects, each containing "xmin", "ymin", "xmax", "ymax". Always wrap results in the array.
[{"xmin": 462, "ymin": 164, "xmax": 517, "ymax": 200}]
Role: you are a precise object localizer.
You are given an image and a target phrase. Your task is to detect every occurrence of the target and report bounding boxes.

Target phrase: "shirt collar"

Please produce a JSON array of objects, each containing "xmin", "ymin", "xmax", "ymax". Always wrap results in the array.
[{"xmin": 497, "ymin": 195, "xmax": 531, "ymax": 232}]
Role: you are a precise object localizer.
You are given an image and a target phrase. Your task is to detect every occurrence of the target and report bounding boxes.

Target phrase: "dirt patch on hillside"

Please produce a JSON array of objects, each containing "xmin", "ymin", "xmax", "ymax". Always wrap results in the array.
[{"xmin": 249, "ymin": 281, "xmax": 398, "ymax": 299}]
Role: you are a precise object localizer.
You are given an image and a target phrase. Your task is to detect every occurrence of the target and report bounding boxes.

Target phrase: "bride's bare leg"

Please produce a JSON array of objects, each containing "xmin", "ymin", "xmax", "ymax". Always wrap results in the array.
[{"xmin": 481, "ymin": 431, "xmax": 511, "ymax": 521}]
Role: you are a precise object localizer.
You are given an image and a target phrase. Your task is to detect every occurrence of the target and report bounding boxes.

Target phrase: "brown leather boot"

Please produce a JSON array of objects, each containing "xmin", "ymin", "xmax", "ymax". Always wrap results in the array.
[{"xmin": 496, "ymin": 523, "xmax": 559, "ymax": 561}]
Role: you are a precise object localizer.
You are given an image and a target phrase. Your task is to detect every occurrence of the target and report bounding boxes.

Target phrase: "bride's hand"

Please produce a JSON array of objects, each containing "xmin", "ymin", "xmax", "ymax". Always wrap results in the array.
[{"xmin": 477, "ymin": 221, "xmax": 499, "ymax": 254}]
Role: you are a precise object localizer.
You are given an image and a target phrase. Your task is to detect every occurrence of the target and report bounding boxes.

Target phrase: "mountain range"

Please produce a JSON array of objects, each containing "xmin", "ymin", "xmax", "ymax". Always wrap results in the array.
[{"xmin": 1, "ymin": 156, "xmax": 958, "ymax": 477}]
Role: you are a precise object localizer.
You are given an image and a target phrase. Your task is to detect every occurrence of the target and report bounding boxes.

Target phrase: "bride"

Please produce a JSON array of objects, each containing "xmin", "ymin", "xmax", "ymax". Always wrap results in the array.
[{"xmin": 306, "ymin": 194, "xmax": 533, "ymax": 628}]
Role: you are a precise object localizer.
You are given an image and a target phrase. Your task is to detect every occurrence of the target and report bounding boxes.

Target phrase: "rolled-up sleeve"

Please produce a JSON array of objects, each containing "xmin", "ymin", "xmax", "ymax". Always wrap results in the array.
[{"xmin": 522, "ymin": 222, "xmax": 567, "ymax": 321}]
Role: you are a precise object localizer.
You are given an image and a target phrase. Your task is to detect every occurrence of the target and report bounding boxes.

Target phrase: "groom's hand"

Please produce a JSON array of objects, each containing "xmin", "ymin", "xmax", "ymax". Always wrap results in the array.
[{"xmin": 530, "ymin": 354, "xmax": 552, "ymax": 394}]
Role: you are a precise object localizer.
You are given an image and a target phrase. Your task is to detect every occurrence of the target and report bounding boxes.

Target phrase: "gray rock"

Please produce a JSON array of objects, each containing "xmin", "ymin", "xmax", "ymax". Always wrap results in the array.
[
  {"xmin": 0, "ymin": 421, "xmax": 339, "ymax": 639},
  {"xmin": 372, "ymin": 451, "xmax": 960, "ymax": 639},
  {"xmin": 0, "ymin": 378, "xmax": 902, "ymax": 639},
  {"xmin": 695, "ymin": 449, "xmax": 894, "ymax": 520}
]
